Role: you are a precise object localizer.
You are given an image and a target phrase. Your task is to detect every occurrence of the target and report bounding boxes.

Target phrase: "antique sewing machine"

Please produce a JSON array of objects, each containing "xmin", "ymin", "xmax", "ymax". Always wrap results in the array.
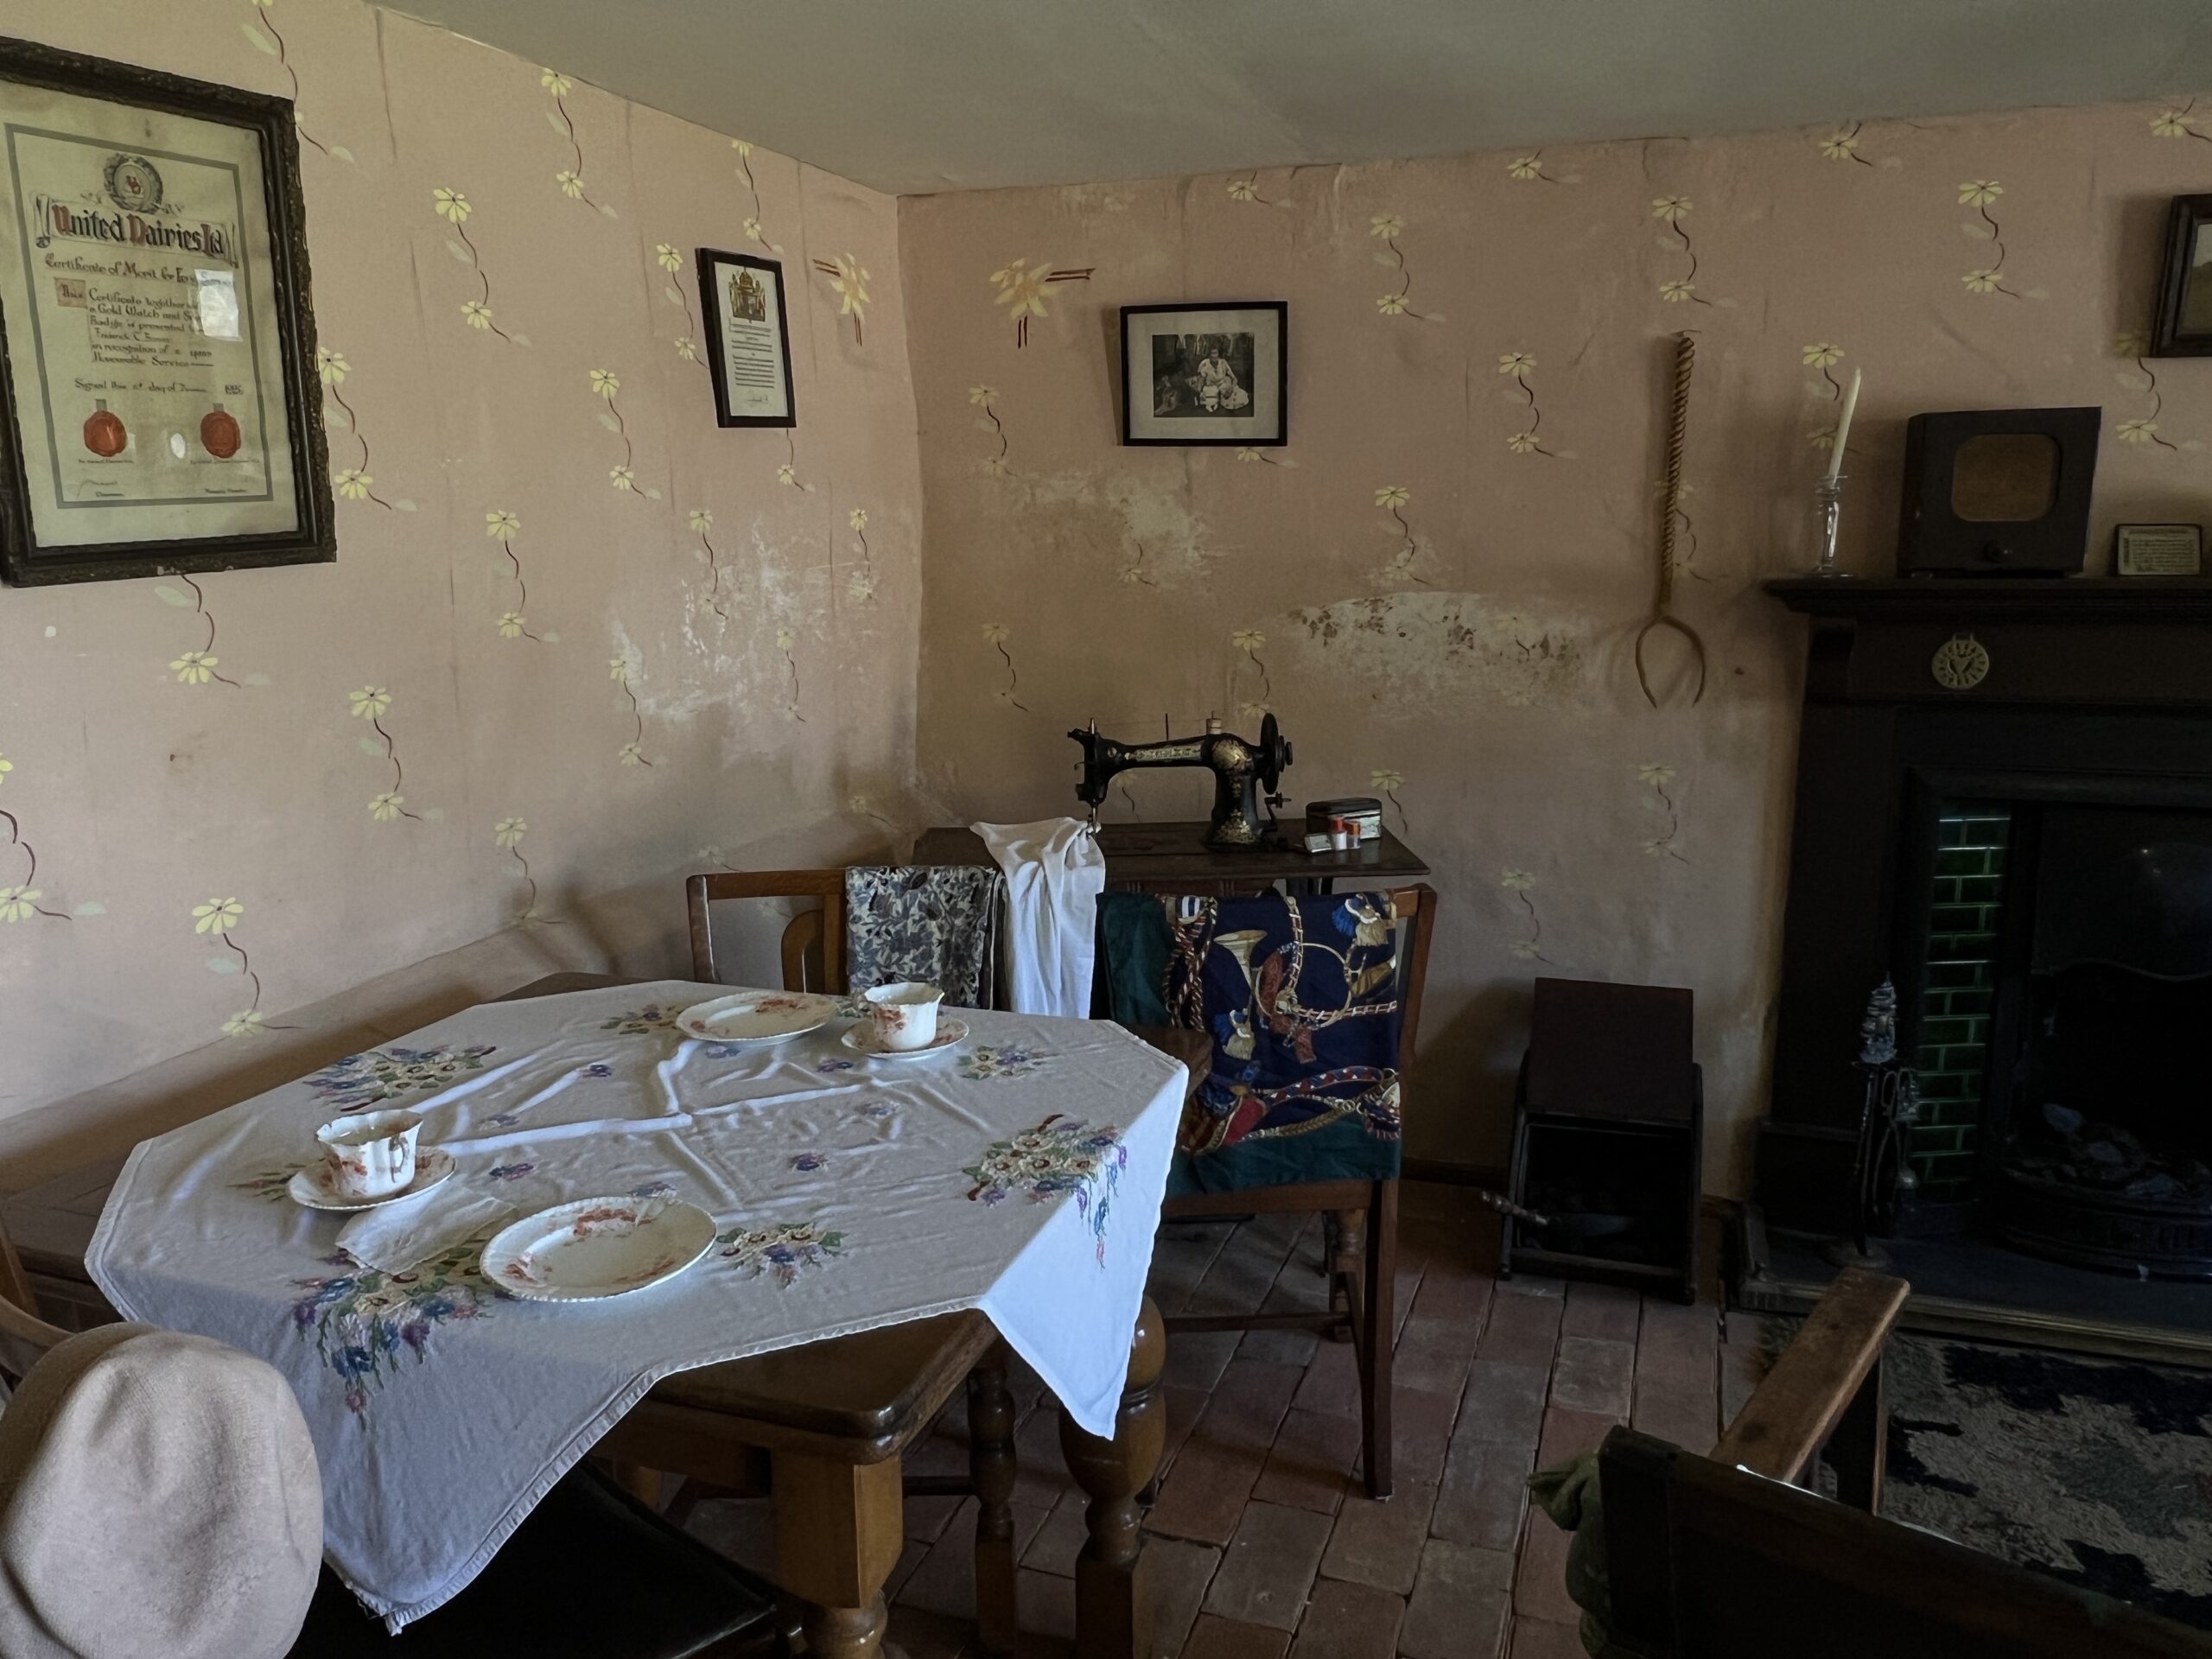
[{"xmin": 1069, "ymin": 713, "xmax": 1294, "ymax": 849}]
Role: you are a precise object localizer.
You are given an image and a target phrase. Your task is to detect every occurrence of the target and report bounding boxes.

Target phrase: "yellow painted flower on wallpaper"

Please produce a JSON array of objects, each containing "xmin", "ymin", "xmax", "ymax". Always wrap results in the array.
[
  {"xmin": 543, "ymin": 68, "xmax": 615, "ymax": 215},
  {"xmin": 2150, "ymin": 102, "xmax": 2209, "ymax": 142},
  {"xmin": 1231, "ymin": 629, "xmax": 1272, "ymax": 702},
  {"xmin": 0, "ymin": 886, "xmax": 41, "ymax": 925},
  {"xmin": 970, "ymin": 385, "xmax": 1011, "ymax": 476},
  {"xmin": 989, "ymin": 256, "xmax": 1096, "ymax": 347},
  {"xmin": 1497, "ymin": 353, "xmax": 1555, "ymax": 456},
  {"xmin": 540, "ymin": 68, "xmax": 572, "ymax": 96},
  {"xmin": 2113, "ymin": 329, "xmax": 2185, "ymax": 449},
  {"xmin": 494, "ymin": 817, "xmax": 528, "ymax": 848},
  {"xmin": 486, "ymin": 512, "xmax": 543, "ymax": 640},
  {"xmin": 1374, "ymin": 486, "xmax": 1427, "ymax": 583},
  {"xmin": 776, "ymin": 462, "xmax": 798, "ymax": 486},
  {"xmin": 656, "ymin": 243, "xmax": 683, "ymax": 274},
  {"xmin": 1802, "ymin": 341, "xmax": 1849, "ymax": 402},
  {"xmin": 618, "ymin": 741, "xmax": 646, "ymax": 766},
  {"xmin": 316, "ymin": 347, "xmax": 350, "ymax": 385},
  {"xmin": 610, "ymin": 466, "xmax": 635, "ymax": 492},
  {"xmin": 813, "ymin": 254, "xmax": 871, "ymax": 344},
  {"xmin": 461, "ymin": 301, "xmax": 494, "ymax": 329},
  {"xmin": 486, "ymin": 509, "xmax": 519, "ymax": 542},
  {"xmin": 222, "ymin": 1010, "xmax": 269, "ymax": 1038},
  {"xmin": 349, "ymin": 686, "xmax": 391, "ymax": 719},
  {"xmin": 315, "ymin": 346, "xmax": 402, "ymax": 511},
  {"xmin": 1961, "ymin": 268, "xmax": 2005, "ymax": 295},
  {"xmin": 612, "ymin": 650, "xmax": 656, "ymax": 758},
  {"xmin": 733, "ymin": 138, "xmax": 783, "ymax": 252},
  {"xmin": 1651, "ymin": 197, "xmax": 1713, "ymax": 306},
  {"xmin": 496, "ymin": 817, "xmax": 545, "ymax": 920},
  {"xmin": 1650, "ymin": 196, "xmax": 1691, "ymax": 223},
  {"xmin": 1956, "ymin": 179, "xmax": 2022, "ymax": 296},
  {"xmin": 171, "ymin": 650, "xmax": 219, "ymax": 685},
  {"xmin": 1226, "ymin": 177, "xmax": 1260, "ymax": 202},
  {"xmin": 1500, "ymin": 869, "xmax": 1552, "ymax": 962},
  {"xmin": 1374, "ymin": 486, "xmax": 1410, "ymax": 510},
  {"xmin": 1958, "ymin": 180, "xmax": 2002, "ymax": 207},
  {"xmin": 1370, "ymin": 768, "xmax": 1408, "ymax": 832},
  {"xmin": 194, "ymin": 896, "xmax": 245, "ymax": 935},
  {"xmin": 434, "ymin": 188, "xmax": 525, "ymax": 344},
  {"xmin": 1658, "ymin": 280, "xmax": 1695, "ymax": 303},
  {"xmin": 673, "ymin": 338, "xmax": 698, "ymax": 361},
  {"xmin": 1507, "ymin": 153, "xmax": 1561, "ymax": 182},
  {"xmin": 556, "ymin": 169, "xmax": 586, "ymax": 199},
  {"xmin": 368, "ymin": 791, "xmax": 406, "ymax": 822},
  {"xmin": 497, "ymin": 612, "xmax": 527, "ymax": 639},
  {"xmin": 433, "ymin": 187, "xmax": 470, "ymax": 223},
  {"xmin": 1821, "ymin": 124, "xmax": 1874, "ymax": 166},
  {"xmin": 335, "ymin": 468, "xmax": 373, "ymax": 500},
  {"xmin": 349, "ymin": 689, "xmax": 423, "ymax": 821},
  {"xmin": 980, "ymin": 623, "xmax": 1029, "ymax": 709},
  {"xmin": 0, "ymin": 753, "xmax": 10, "ymax": 785},
  {"xmin": 2117, "ymin": 417, "xmax": 2164, "ymax": 445},
  {"xmin": 0, "ymin": 770, "xmax": 67, "ymax": 924},
  {"xmin": 608, "ymin": 656, "xmax": 632, "ymax": 683},
  {"xmin": 589, "ymin": 369, "xmax": 620, "ymax": 398},
  {"xmin": 1370, "ymin": 213, "xmax": 1440, "ymax": 321}
]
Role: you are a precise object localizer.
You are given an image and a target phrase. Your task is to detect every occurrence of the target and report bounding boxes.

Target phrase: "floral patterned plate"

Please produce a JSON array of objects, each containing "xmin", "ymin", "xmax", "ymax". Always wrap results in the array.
[
  {"xmin": 838, "ymin": 1017, "xmax": 969, "ymax": 1061},
  {"xmin": 673, "ymin": 991, "xmax": 841, "ymax": 1046},
  {"xmin": 288, "ymin": 1148, "xmax": 456, "ymax": 1212},
  {"xmin": 480, "ymin": 1195, "xmax": 717, "ymax": 1302}
]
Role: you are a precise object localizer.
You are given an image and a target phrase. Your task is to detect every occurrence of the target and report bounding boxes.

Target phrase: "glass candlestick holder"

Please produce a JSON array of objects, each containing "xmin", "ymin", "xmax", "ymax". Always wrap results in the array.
[{"xmin": 1808, "ymin": 474, "xmax": 1852, "ymax": 577}]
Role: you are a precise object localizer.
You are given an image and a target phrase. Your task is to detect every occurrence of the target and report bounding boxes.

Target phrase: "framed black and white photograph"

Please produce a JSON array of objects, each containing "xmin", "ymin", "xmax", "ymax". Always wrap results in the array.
[
  {"xmin": 697, "ymin": 247, "xmax": 795, "ymax": 428},
  {"xmin": 2151, "ymin": 194, "xmax": 2212, "ymax": 358},
  {"xmin": 0, "ymin": 36, "xmax": 333, "ymax": 588},
  {"xmin": 1121, "ymin": 302, "xmax": 1286, "ymax": 447}
]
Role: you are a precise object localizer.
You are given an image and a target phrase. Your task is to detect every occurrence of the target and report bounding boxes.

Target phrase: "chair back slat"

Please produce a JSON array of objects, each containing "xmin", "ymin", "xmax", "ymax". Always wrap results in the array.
[
  {"xmin": 0, "ymin": 1211, "xmax": 70, "ymax": 1385},
  {"xmin": 686, "ymin": 870, "xmax": 849, "ymax": 992},
  {"xmin": 779, "ymin": 909, "xmax": 828, "ymax": 994}
]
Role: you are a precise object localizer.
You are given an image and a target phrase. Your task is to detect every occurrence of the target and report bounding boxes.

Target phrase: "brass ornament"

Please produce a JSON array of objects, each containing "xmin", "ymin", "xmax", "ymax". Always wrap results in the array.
[{"xmin": 1929, "ymin": 632, "xmax": 1991, "ymax": 690}]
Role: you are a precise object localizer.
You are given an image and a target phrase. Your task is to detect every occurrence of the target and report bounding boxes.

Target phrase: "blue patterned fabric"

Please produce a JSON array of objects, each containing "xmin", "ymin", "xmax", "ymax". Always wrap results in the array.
[
  {"xmin": 1097, "ymin": 891, "xmax": 1407, "ymax": 1196},
  {"xmin": 844, "ymin": 866, "xmax": 1002, "ymax": 1008}
]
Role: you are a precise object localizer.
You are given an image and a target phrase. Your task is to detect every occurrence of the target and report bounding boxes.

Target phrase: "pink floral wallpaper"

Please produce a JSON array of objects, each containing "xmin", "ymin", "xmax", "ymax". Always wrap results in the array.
[
  {"xmin": 0, "ymin": 0, "xmax": 924, "ymax": 1125},
  {"xmin": 896, "ymin": 99, "xmax": 2212, "ymax": 1189}
]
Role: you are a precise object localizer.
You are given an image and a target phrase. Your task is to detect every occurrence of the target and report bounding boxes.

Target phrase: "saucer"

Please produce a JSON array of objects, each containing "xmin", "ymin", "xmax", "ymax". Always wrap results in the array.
[
  {"xmin": 288, "ymin": 1147, "xmax": 455, "ymax": 1212},
  {"xmin": 480, "ymin": 1196, "xmax": 716, "ymax": 1302},
  {"xmin": 673, "ymin": 990, "xmax": 840, "ymax": 1046},
  {"xmin": 838, "ymin": 1017, "xmax": 969, "ymax": 1060}
]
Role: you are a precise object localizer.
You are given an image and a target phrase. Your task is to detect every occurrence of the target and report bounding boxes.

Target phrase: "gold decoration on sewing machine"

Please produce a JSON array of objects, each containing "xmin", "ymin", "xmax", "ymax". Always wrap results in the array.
[{"xmin": 1070, "ymin": 713, "xmax": 1294, "ymax": 849}]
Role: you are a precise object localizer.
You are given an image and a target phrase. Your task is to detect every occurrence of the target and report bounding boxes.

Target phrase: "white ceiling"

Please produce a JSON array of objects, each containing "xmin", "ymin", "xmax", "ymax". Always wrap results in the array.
[{"xmin": 393, "ymin": 0, "xmax": 2212, "ymax": 196}]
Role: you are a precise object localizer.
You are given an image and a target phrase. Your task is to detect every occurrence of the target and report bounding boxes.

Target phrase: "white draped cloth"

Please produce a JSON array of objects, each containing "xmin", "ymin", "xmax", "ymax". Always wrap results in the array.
[
  {"xmin": 87, "ymin": 982, "xmax": 1183, "ymax": 1631},
  {"xmin": 969, "ymin": 818, "xmax": 1108, "ymax": 1019}
]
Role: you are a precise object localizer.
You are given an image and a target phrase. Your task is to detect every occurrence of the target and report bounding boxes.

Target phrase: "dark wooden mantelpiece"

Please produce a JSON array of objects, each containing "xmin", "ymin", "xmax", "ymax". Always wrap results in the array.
[
  {"xmin": 1758, "ymin": 575, "xmax": 2212, "ymax": 1236},
  {"xmin": 1764, "ymin": 577, "xmax": 2212, "ymax": 709}
]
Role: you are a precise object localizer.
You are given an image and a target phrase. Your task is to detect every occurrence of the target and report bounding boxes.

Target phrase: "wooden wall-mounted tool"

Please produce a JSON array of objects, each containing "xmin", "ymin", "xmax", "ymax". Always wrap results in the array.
[{"xmin": 1635, "ymin": 332, "xmax": 1708, "ymax": 708}]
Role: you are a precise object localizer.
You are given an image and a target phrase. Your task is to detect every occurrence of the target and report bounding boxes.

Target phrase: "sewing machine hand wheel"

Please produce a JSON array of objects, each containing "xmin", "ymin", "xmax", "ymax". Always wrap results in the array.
[{"xmin": 1257, "ymin": 712, "xmax": 1293, "ymax": 796}]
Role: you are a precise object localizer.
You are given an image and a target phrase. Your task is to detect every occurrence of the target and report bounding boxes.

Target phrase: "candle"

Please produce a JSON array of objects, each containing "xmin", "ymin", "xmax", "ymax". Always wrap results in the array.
[{"xmin": 1825, "ymin": 367, "xmax": 1862, "ymax": 485}]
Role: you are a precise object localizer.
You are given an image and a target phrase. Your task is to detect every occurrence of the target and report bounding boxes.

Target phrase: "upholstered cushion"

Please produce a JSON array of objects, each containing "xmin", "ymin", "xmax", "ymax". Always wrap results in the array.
[
  {"xmin": 289, "ymin": 1463, "xmax": 783, "ymax": 1657},
  {"xmin": 0, "ymin": 1325, "xmax": 324, "ymax": 1659},
  {"xmin": 845, "ymin": 865, "xmax": 1001, "ymax": 1008}
]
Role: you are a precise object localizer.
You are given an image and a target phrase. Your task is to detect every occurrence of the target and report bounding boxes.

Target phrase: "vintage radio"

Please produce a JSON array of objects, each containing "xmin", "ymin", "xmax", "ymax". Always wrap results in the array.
[{"xmin": 1895, "ymin": 407, "xmax": 2099, "ymax": 576}]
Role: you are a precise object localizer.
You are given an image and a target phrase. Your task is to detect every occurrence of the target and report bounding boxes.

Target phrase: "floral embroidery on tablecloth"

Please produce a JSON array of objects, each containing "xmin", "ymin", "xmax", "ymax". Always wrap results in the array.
[
  {"xmin": 304, "ymin": 1044, "xmax": 499, "ymax": 1109},
  {"xmin": 579, "ymin": 1062, "xmax": 613, "ymax": 1078},
  {"xmin": 790, "ymin": 1152, "xmax": 828, "ymax": 1172},
  {"xmin": 958, "ymin": 1046, "xmax": 1046, "ymax": 1080},
  {"xmin": 817, "ymin": 1058, "xmax": 856, "ymax": 1074},
  {"xmin": 856, "ymin": 1100, "xmax": 894, "ymax": 1119},
  {"xmin": 629, "ymin": 1179, "xmax": 676, "ymax": 1198},
  {"xmin": 487, "ymin": 1162, "xmax": 534, "ymax": 1181},
  {"xmin": 601, "ymin": 1005, "xmax": 677, "ymax": 1035},
  {"xmin": 716, "ymin": 1220, "xmax": 845, "ymax": 1286},
  {"xmin": 232, "ymin": 1168, "xmax": 296, "ymax": 1202},
  {"xmin": 962, "ymin": 1114, "xmax": 1127, "ymax": 1266},
  {"xmin": 289, "ymin": 1241, "xmax": 491, "ymax": 1413}
]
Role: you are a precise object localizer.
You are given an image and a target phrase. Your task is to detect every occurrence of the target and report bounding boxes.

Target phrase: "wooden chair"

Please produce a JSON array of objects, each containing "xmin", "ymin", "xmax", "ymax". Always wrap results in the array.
[
  {"xmin": 1581, "ymin": 1268, "xmax": 2212, "ymax": 1658},
  {"xmin": 686, "ymin": 871, "xmax": 848, "ymax": 991},
  {"xmin": 0, "ymin": 1213, "xmax": 790, "ymax": 1659},
  {"xmin": 1154, "ymin": 883, "xmax": 1437, "ymax": 1501}
]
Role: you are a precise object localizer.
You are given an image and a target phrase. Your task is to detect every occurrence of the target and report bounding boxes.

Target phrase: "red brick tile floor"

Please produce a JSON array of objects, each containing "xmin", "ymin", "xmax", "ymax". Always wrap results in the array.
[{"xmin": 683, "ymin": 1183, "xmax": 1747, "ymax": 1657}]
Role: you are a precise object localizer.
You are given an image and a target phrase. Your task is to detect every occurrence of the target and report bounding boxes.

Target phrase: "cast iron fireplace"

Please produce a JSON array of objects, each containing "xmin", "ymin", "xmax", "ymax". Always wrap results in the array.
[{"xmin": 1756, "ymin": 578, "xmax": 2212, "ymax": 1328}]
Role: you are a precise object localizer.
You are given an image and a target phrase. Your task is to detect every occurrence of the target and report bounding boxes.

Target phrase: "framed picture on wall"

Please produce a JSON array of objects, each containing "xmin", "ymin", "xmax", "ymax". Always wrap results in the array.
[
  {"xmin": 0, "ymin": 36, "xmax": 333, "ymax": 588},
  {"xmin": 2151, "ymin": 194, "xmax": 2212, "ymax": 358},
  {"xmin": 1121, "ymin": 302, "xmax": 1287, "ymax": 447},
  {"xmin": 696, "ymin": 247, "xmax": 795, "ymax": 427}
]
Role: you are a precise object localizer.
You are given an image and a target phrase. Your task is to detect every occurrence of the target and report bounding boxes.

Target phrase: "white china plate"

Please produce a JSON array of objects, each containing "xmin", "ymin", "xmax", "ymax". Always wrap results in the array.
[
  {"xmin": 288, "ymin": 1148, "xmax": 455, "ymax": 1212},
  {"xmin": 839, "ymin": 1017, "xmax": 969, "ymax": 1060},
  {"xmin": 674, "ymin": 991, "xmax": 841, "ymax": 1046},
  {"xmin": 480, "ymin": 1196, "xmax": 717, "ymax": 1302}
]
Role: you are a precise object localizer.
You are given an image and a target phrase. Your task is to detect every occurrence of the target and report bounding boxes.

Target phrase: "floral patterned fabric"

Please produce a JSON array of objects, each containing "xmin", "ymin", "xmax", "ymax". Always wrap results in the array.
[
  {"xmin": 87, "ymin": 980, "xmax": 1185, "ymax": 1633},
  {"xmin": 844, "ymin": 865, "xmax": 1002, "ymax": 1007}
]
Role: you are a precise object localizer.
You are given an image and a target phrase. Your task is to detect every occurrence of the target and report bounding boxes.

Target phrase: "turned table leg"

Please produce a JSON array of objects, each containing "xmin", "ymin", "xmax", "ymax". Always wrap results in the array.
[
  {"xmin": 771, "ymin": 1450, "xmax": 903, "ymax": 1659},
  {"xmin": 1058, "ymin": 1295, "xmax": 1166, "ymax": 1659},
  {"xmin": 969, "ymin": 1344, "xmax": 1019, "ymax": 1657}
]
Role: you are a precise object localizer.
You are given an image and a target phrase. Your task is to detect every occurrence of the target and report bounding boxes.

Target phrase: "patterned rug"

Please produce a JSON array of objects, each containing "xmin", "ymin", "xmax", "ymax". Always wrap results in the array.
[{"xmin": 1880, "ymin": 1333, "xmax": 2212, "ymax": 1630}]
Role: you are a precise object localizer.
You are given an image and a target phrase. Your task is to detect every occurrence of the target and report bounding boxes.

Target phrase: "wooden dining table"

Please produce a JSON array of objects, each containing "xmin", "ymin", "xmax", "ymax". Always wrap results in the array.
[{"xmin": 8, "ymin": 973, "xmax": 1207, "ymax": 1659}]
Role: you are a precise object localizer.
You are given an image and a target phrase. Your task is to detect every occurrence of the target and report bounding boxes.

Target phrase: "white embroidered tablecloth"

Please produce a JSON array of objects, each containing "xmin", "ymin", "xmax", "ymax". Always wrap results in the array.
[{"xmin": 87, "ymin": 982, "xmax": 1185, "ymax": 1630}]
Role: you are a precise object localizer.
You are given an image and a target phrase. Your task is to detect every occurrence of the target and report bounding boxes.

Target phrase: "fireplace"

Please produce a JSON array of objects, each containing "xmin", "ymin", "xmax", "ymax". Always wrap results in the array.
[{"xmin": 1752, "ymin": 577, "xmax": 2212, "ymax": 1336}]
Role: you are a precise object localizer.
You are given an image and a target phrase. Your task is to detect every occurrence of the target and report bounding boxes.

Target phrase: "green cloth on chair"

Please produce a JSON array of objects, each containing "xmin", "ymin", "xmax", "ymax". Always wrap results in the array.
[{"xmin": 1093, "ymin": 890, "xmax": 1405, "ymax": 1198}]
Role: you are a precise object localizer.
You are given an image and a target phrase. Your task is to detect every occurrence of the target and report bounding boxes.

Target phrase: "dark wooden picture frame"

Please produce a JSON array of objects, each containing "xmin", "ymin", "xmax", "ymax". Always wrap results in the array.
[
  {"xmin": 696, "ymin": 247, "xmax": 795, "ymax": 429},
  {"xmin": 1121, "ymin": 301, "xmax": 1287, "ymax": 448},
  {"xmin": 0, "ymin": 36, "xmax": 332, "ymax": 588},
  {"xmin": 2150, "ymin": 194, "xmax": 2212, "ymax": 359}
]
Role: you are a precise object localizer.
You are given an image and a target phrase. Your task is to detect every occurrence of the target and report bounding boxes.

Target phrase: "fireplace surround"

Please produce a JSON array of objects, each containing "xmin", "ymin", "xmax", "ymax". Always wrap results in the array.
[{"xmin": 1755, "ymin": 578, "xmax": 2212, "ymax": 1325}]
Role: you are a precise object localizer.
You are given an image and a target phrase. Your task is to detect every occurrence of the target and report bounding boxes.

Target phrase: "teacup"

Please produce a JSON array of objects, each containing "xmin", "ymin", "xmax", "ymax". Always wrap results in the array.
[
  {"xmin": 316, "ymin": 1109, "xmax": 423, "ymax": 1200},
  {"xmin": 863, "ymin": 982, "xmax": 945, "ymax": 1052}
]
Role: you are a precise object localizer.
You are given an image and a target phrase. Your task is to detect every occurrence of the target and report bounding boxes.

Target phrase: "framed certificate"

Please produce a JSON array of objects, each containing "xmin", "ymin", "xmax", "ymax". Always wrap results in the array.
[
  {"xmin": 0, "ymin": 38, "xmax": 331, "ymax": 586},
  {"xmin": 2114, "ymin": 522, "xmax": 2204, "ymax": 576},
  {"xmin": 696, "ymin": 247, "xmax": 794, "ymax": 428}
]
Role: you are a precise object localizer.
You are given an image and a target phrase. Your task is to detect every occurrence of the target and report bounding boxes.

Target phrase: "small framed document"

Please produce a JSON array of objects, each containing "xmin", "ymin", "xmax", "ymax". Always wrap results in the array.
[
  {"xmin": 1121, "ymin": 302, "xmax": 1287, "ymax": 447},
  {"xmin": 697, "ymin": 248, "xmax": 794, "ymax": 428},
  {"xmin": 0, "ymin": 37, "xmax": 332, "ymax": 587},
  {"xmin": 2114, "ymin": 522, "xmax": 2203, "ymax": 576}
]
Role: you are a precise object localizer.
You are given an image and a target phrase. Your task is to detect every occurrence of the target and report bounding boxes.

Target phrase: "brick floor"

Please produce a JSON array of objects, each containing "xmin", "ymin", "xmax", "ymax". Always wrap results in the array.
[{"xmin": 683, "ymin": 1182, "xmax": 1734, "ymax": 1657}]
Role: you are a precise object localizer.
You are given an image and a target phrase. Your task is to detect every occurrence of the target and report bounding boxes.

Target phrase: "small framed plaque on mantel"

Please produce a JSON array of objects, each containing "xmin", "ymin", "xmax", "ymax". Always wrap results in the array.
[{"xmin": 2114, "ymin": 523, "xmax": 2204, "ymax": 577}]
